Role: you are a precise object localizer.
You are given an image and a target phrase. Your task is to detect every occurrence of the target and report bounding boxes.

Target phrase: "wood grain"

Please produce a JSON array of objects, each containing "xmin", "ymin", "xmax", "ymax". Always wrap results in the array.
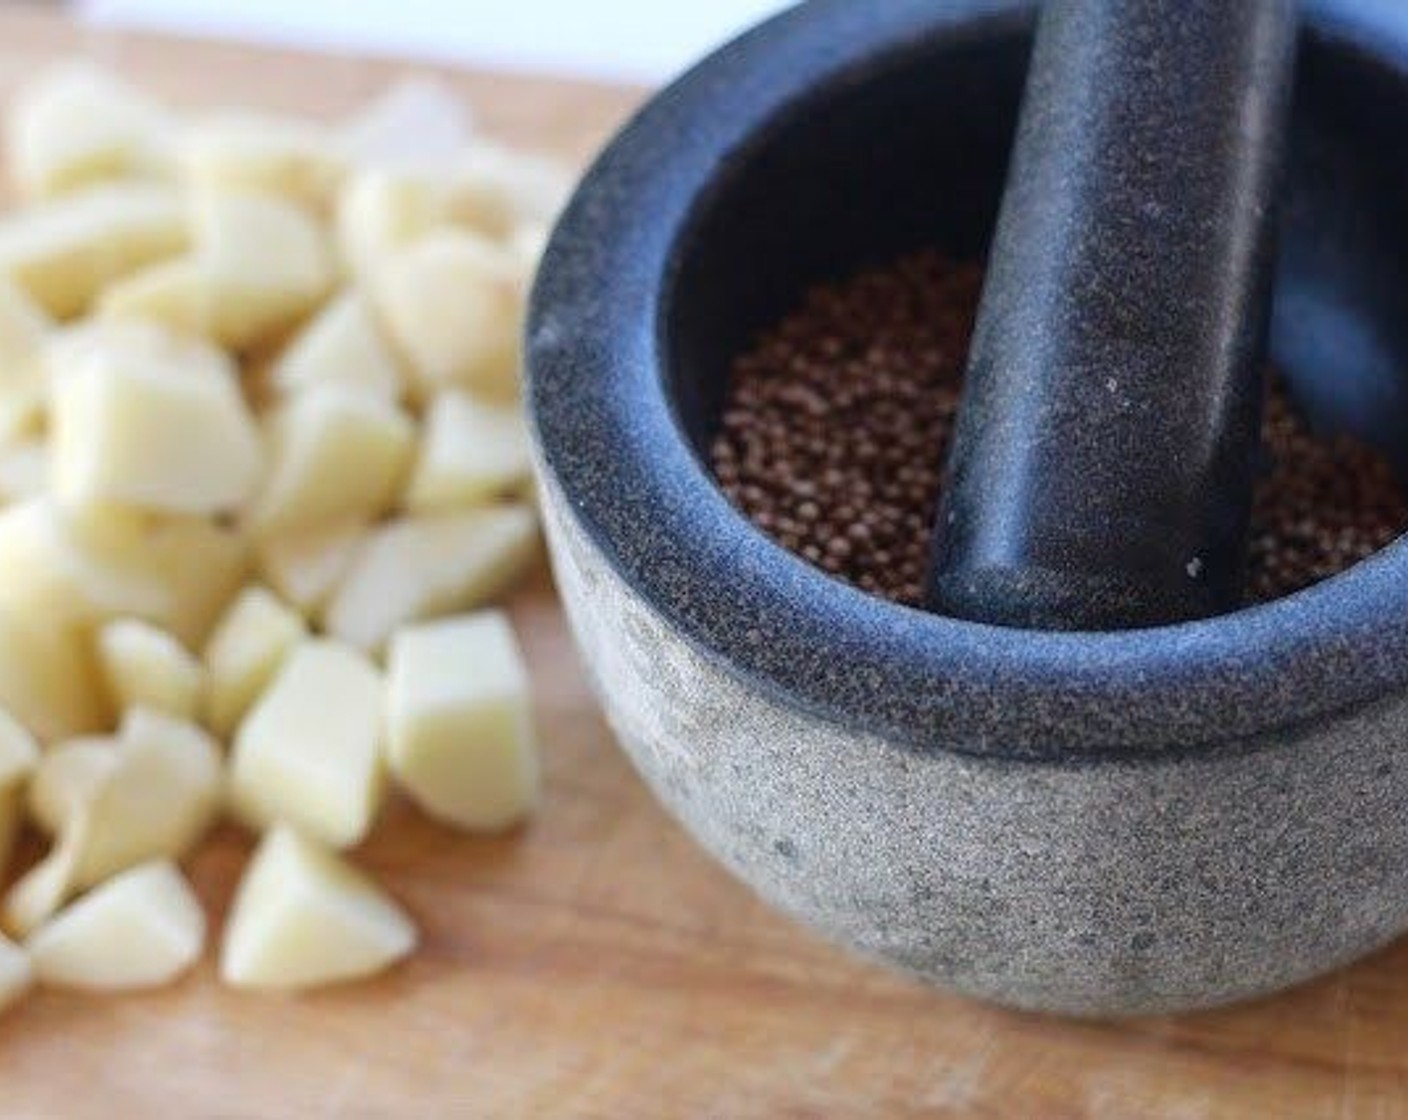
[{"xmin": 0, "ymin": 9, "xmax": 1403, "ymax": 1118}]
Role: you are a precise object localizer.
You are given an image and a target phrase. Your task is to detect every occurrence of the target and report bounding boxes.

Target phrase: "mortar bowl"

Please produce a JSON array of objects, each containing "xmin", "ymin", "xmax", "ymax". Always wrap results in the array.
[{"xmin": 526, "ymin": 0, "xmax": 1408, "ymax": 1015}]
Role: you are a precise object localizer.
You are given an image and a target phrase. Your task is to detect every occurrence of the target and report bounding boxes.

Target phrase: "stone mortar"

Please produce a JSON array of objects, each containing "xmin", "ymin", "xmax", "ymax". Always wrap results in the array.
[{"xmin": 527, "ymin": 0, "xmax": 1408, "ymax": 1015}]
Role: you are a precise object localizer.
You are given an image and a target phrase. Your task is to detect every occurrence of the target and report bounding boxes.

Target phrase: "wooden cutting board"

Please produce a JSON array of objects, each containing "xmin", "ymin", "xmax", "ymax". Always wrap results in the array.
[{"xmin": 0, "ymin": 9, "xmax": 1403, "ymax": 1118}]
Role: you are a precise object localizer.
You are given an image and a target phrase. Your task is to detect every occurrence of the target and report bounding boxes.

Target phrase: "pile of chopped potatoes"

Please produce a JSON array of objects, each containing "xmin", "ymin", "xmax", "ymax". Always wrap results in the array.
[{"xmin": 0, "ymin": 62, "xmax": 562, "ymax": 1012}]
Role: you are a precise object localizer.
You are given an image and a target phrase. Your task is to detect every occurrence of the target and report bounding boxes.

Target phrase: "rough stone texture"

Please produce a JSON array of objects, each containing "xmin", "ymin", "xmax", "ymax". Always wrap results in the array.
[{"xmin": 541, "ymin": 470, "xmax": 1408, "ymax": 1016}]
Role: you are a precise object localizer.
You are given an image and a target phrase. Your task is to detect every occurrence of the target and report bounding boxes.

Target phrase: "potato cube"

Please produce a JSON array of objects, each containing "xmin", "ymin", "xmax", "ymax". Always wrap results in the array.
[
  {"xmin": 455, "ymin": 142, "xmax": 572, "ymax": 237},
  {"xmin": 387, "ymin": 612, "xmax": 538, "ymax": 830},
  {"xmin": 102, "ymin": 190, "xmax": 336, "ymax": 350},
  {"xmin": 28, "ymin": 860, "xmax": 204, "ymax": 991},
  {"xmin": 250, "ymin": 385, "xmax": 414, "ymax": 535},
  {"xmin": 229, "ymin": 640, "xmax": 385, "ymax": 848},
  {"xmin": 146, "ymin": 516, "xmax": 250, "ymax": 649},
  {"xmin": 28, "ymin": 736, "xmax": 118, "ymax": 836},
  {"xmin": 0, "ymin": 439, "xmax": 48, "ymax": 503},
  {"xmin": 0, "ymin": 182, "xmax": 187, "ymax": 317},
  {"xmin": 203, "ymin": 586, "xmax": 307, "ymax": 738},
  {"xmin": 8, "ymin": 63, "xmax": 176, "ymax": 198},
  {"xmin": 220, "ymin": 825, "xmax": 415, "ymax": 990},
  {"xmin": 0, "ymin": 934, "xmax": 31, "ymax": 1013},
  {"xmin": 371, "ymin": 229, "xmax": 522, "ymax": 402},
  {"xmin": 0, "ymin": 609, "xmax": 107, "ymax": 743},
  {"xmin": 404, "ymin": 390, "xmax": 530, "ymax": 512},
  {"xmin": 338, "ymin": 78, "xmax": 472, "ymax": 171},
  {"xmin": 0, "ymin": 276, "xmax": 53, "ymax": 443},
  {"xmin": 181, "ymin": 111, "xmax": 344, "ymax": 213},
  {"xmin": 0, "ymin": 499, "xmax": 171, "ymax": 626},
  {"xmin": 70, "ymin": 708, "xmax": 223, "ymax": 889},
  {"xmin": 0, "ymin": 709, "xmax": 39, "ymax": 874},
  {"xmin": 254, "ymin": 519, "xmax": 365, "ymax": 617},
  {"xmin": 335, "ymin": 166, "xmax": 455, "ymax": 281},
  {"xmin": 270, "ymin": 290, "xmax": 404, "ymax": 402},
  {"xmin": 98, "ymin": 618, "xmax": 204, "ymax": 721},
  {"xmin": 323, "ymin": 505, "xmax": 536, "ymax": 653},
  {"xmin": 50, "ymin": 322, "xmax": 261, "ymax": 514},
  {"xmin": 4, "ymin": 831, "xmax": 81, "ymax": 937}
]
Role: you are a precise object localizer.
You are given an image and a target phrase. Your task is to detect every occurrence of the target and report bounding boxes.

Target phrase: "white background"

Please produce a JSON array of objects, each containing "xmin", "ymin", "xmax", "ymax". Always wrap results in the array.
[{"xmin": 76, "ymin": 0, "xmax": 794, "ymax": 83}]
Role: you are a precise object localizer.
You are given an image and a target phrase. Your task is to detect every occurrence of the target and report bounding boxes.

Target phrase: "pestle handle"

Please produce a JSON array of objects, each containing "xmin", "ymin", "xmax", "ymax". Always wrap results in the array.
[{"xmin": 928, "ymin": 0, "xmax": 1298, "ymax": 630}]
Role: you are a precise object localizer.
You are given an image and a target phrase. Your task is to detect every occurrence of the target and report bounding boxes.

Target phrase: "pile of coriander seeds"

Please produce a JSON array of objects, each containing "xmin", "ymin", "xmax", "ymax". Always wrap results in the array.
[{"xmin": 711, "ymin": 250, "xmax": 1408, "ymax": 609}]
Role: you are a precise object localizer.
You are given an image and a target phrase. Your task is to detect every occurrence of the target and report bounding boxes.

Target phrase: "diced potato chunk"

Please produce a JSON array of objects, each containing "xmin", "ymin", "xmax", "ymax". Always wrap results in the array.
[
  {"xmin": 70, "ymin": 708, "xmax": 223, "ymax": 890},
  {"xmin": 229, "ymin": 640, "xmax": 385, "ymax": 848},
  {"xmin": 0, "ymin": 609, "xmax": 106, "ymax": 743},
  {"xmin": 249, "ymin": 385, "xmax": 414, "ymax": 535},
  {"xmin": 8, "ymin": 63, "xmax": 176, "ymax": 199},
  {"xmin": 50, "ymin": 321, "xmax": 261, "ymax": 514},
  {"xmin": 220, "ymin": 825, "xmax": 415, "ymax": 990},
  {"xmin": 146, "ymin": 516, "xmax": 250, "ymax": 649},
  {"xmin": 323, "ymin": 505, "xmax": 536, "ymax": 653},
  {"xmin": 270, "ymin": 289, "xmax": 403, "ymax": 402},
  {"xmin": 387, "ymin": 611, "xmax": 538, "ymax": 830},
  {"xmin": 203, "ymin": 586, "xmax": 306, "ymax": 738},
  {"xmin": 28, "ymin": 736, "xmax": 117, "ymax": 836},
  {"xmin": 335, "ymin": 166, "xmax": 455, "ymax": 281},
  {"xmin": 0, "ymin": 708, "xmax": 39, "ymax": 874},
  {"xmin": 0, "ymin": 439, "xmax": 48, "ymax": 503},
  {"xmin": 0, "ymin": 934, "xmax": 31, "ymax": 1012},
  {"xmin": 0, "ymin": 276, "xmax": 53, "ymax": 443},
  {"xmin": 371, "ymin": 229, "xmax": 522, "ymax": 402},
  {"xmin": 28, "ymin": 860, "xmax": 204, "ymax": 991},
  {"xmin": 404, "ymin": 390, "xmax": 530, "ymax": 512},
  {"xmin": 455, "ymin": 141, "xmax": 572, "ymax": 238},
  {"xmin": 98, "ymin": 618, "xmax": 204, "ymax": 721},
  {"xmin": 4, "ymin": 830, "xmax": 81, "ymax": 936},
  {"xmin": 338, "ymin": 78, "xmax": 472, "ymax": 171},
  {"xmin": 0, "ymin": 499, "xmax": 170, "ymax": 626},
  {"xmin": 0, "ymin": 182, "xmax": 187, "ymax": 317},
  {"xmin": 103, "ymin": 190, "xmax": 335, "ymax": 349},
  {"xmin": 254, "ymin": 519, "xmax": 365, "ymax": 617},
  {"xmin": 181, "ymin": 111, "xmax": 344, "ymax": 212}
]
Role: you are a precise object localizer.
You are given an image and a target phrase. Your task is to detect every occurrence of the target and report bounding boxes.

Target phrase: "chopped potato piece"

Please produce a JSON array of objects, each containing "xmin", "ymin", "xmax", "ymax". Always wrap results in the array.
[
  {"xmin": 4, "ymin": 830, "xmax": 81, "ymax": 937},
  {"xmin": 254, "ymin": 519, "xmax": 365, "ymax": 616},
  {"xmin": 388, "ymin": 611, "xmax": 538, "ymax": 830},
  {"xmin": 324, "ymin": 505, "xmax": 536, "ymax": 653},
  {"xmin": 0, "ymin": 499, "xmax": 171, "ymax": 626},
  {"xmin": 0, "ymin": 610, "xmax": 106, "ymax": 743},
  {"xmin": 146, "ymin": 516, "xmax": 250, "ymax": 649},
  {"xmin": 0, "ymin": 182, "xmax": 187, "ymax": 317},
  {"xmin": 338, "ymin": 78, "xmax": 472, "ymax": 171},
  {"xmin": 250, "ymin": 385, "xmax": 414, "ymax": 535},
  {"xmin": 455, "ymin": 141, "xmax": 572, "ymax": 237},
  {"xmin": 0, "ymin": 276, "xmax": 53, "ymax": 442},
  {"xmin": 8, "ymin": 63, "xmax": 176, "ymax": 199},
  {"xmin": 0, "ymin": 708, "xmax": 39, "ymax": 874},
  {"xmin": 221, "ymin": 825, "xmax": 414, "ymax": 990},
  {"xmin": 372, "ymin": 229, "xmax": 522, "ymax": 402},
  {"xmin": 507, "ymin": 221, "xmax": 549, "ymax": 288},
  {"xmin": 28, "ymin": 736, "xmax": 117, "ymax": 836},
  {"xmin": 50, "ymin": 321, "xmax": 262, "ymax": 514},
  {"xmin": 181, "ymin": 111, "xmax": 344, "ymax": 212},
  {"xmin": 28, "ymin": 860, "xmax": 204, "ymax": 991},
  {"xmin": 335, "ymin": 166, "xmax": 456, "ymax": 280},
  {"xmin": 0, "ymin": 933, "xmax": 31, "ymax": 1012},
  {"xmin": 270, "ymin": 289, "xmax": 403, "ymax": 402},
  {"xmin": 404, "ymin": 390, "xmax": 531, "ymax": 512},
  {"xmin": 203, "ymin": 586, "xmax": 306, "ymax": 738},
  {"xmin": 103, "ymin": 189, "xmax": 335, "ymax": 349},
  {"xmin": 229, "ymin": 640, "xmax": 385, "ymax": 848},
  {"xmin": 70, "ymin": 708, "xmax": 222, "ymax": 890},
  {"xmin": 97, "ymin": 618, "xmax": 204, "ymax": 721},
  {"xmin": 0, "ymin": 439, "xmax": 48, "ymax": 503}
]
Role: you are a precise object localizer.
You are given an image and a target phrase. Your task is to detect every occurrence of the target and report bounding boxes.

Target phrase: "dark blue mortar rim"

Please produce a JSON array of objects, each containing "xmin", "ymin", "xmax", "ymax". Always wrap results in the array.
[{"xmin": 527, "ymin": 0, "xmax": 1408, "ymax": 762}]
